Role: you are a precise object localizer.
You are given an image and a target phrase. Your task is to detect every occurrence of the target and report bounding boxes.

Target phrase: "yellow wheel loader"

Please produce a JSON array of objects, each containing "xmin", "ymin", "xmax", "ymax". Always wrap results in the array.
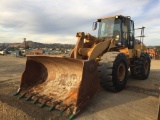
[{"xmin": 14, "ymin": 15, "xmax": 151, "ymax": 119}]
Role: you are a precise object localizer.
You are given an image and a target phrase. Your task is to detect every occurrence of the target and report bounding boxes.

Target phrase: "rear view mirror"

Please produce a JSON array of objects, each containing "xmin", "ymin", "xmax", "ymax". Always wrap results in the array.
[{"xmin": 92, "ymin": 22, "xmax": 97, "ymax": 31}]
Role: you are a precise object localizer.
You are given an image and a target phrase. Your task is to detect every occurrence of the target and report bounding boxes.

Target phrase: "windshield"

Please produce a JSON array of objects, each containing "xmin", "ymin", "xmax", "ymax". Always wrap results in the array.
[{"xmin": 98, "ymin": 18, "xmax": 121, "ymax": 39}]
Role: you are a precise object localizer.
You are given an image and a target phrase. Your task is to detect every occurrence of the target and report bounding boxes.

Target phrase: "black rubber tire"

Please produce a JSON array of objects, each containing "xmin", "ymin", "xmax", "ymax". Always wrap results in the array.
[
  {"xmin": 98, "ymin": 52, "xmax": 128, "ymax": 92},
  {"xmin": 130, "ymin": 52, "xmax": 151, "ymax": 80}
]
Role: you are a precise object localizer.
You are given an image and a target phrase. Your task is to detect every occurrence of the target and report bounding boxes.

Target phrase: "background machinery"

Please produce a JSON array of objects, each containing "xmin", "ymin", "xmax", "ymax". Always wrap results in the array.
[
  {"xmin": 15, "ymin": 15, "xmax": 151, "ymax": 119},
  {"xmin": 145, "ymin": 48, "xmax": 160, "ymax": 59}
]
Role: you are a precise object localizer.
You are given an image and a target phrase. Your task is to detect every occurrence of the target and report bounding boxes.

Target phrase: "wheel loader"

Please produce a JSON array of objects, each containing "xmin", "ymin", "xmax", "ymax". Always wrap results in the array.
[{"xmin": 14, "ymin": 15, "xmax": 151, "ymax": 119}]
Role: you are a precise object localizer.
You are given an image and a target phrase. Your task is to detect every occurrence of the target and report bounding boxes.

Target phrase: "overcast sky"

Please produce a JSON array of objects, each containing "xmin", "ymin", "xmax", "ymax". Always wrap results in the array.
[{"xmin": 0, "ymin": 0, "xmax": 159, "ymax": 45}]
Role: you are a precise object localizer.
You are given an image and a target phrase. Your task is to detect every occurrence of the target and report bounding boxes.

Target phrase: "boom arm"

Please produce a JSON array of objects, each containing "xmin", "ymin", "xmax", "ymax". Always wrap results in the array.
[{"xmin": 70, "ymin": 32, "xmax": 117, "ymax": 60}]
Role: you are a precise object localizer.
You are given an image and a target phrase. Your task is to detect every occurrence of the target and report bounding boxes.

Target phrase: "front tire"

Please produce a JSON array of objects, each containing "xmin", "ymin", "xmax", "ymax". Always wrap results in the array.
[{"xmin": 98, "ymin": 52, "xmax": 128, "ymax": 92}]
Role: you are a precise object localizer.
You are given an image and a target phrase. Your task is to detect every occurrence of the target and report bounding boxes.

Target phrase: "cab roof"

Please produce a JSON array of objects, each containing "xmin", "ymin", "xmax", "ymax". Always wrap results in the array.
[{"xmin": 97, "ymin": 15, "xmax": 130, "ymax": 21}]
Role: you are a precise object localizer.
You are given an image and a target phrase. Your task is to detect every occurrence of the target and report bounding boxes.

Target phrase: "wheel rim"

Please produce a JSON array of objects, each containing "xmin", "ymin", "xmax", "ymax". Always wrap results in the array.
[
  {"xmin": 144, "ymin": 61, "xmax": 149, "ymax": 74},
  {"xmin": 117, "ymin": 63, "xmax": 126, "ymax": 81}
]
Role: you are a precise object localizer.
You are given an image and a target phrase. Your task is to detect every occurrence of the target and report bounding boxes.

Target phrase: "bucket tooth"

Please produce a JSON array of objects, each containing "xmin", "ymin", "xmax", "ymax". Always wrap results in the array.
[
  {"xmin": 13, "ymin": 92, "xmax": 20, "ymax": 96},
  {"xmin": 32, "ymin": 99, "xmax": 38, "ymax": 104},
  {"xmin": 17, "ymin": 93, "xmax": 26, "ymax": 99},
  {"xmin": 14, "ymin": 88, "xmax": 22, "ymax": 96},
  {"xmin": 68, "ymin": 114, "xmax": 75, "ymax": 120},
  {"xmin": 25, "ymin": 96, "xmax": 32, "ymax": 101},
  {"xmin": 68, "ymin": 109, "xmax": 80, "ymax": 120},
  {"xmin": 57, "ymin": 106, "xmax": 71, "ymax": 116},
  {"xmin": 25, "ymin": 92, "xmax": 38, "ymax": 101},
  {"xmin": 39, "ymin": 103, "xmax": 46, "ymax": 108},
  {"xmin": 31, "ymin": 95, "xmax": 44, "ymax": 104},
  {"xmin": 57, "ymin": 109, "xmax": 65, "ymax": 116},
  {"xmin": 39, "ymin": 98, "xmax": 52, "ymax": 108},
  {"xmin": 48, "ymin": 101, "xmax": 61, "ymax": 111},
  {"xmin": 49, "ymin": 106, "xmax": 55, "ymax": 111}
]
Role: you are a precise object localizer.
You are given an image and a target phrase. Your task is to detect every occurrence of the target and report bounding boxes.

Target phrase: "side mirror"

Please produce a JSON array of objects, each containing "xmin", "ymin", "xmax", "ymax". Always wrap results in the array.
[{"xmin": 92, "ymin": 22, "xmax": 97, "ymax": 31}]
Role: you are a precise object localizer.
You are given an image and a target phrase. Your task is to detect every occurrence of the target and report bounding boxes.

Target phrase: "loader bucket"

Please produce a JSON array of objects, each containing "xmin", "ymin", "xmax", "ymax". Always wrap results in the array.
[{"xmin": 17, "ymin": 56, "xmax": 100, "ymax": 116}]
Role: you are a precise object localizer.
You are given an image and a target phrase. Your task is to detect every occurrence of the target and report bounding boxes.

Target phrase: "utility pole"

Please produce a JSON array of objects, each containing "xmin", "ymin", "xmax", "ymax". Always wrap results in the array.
[{"xmin": 24, "ymin": 38, "xmax": 26, "ymax": 52}]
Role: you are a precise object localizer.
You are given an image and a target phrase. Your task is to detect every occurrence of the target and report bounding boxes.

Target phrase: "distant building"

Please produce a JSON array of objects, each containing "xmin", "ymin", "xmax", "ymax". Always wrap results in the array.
[
  {"xmin": 11, "ymin": 50, "xmax": 21, "ymax": 57},
  {"xmin": 44, "ymin": 49, "xmax": 61, "ymax": 55},
  {"xmin": 27, "ymin": 49, "xmax": 44, "ymax": 55}
]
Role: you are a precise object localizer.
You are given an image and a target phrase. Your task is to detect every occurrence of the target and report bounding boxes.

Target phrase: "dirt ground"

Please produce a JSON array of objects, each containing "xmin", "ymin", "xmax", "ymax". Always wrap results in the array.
[{"xmin": 0, "ymin": 55, "xmax": 159, "ymax": 120}]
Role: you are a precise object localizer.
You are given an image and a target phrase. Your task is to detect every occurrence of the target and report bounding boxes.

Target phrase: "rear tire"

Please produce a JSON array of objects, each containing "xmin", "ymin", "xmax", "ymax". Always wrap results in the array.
[
  {"xmin": 98, "ymin": 52, "xmax": 128, "ymax": 92},
  {"xmin": 130, "ymin": 52, "xmax": 151, "ymax": 80}
]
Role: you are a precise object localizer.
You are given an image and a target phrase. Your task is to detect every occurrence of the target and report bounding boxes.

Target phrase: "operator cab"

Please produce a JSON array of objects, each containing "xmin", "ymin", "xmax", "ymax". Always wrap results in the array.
[{"xmin": 93, "ymin": 15, "xmax": 135, "ymax": 49}]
